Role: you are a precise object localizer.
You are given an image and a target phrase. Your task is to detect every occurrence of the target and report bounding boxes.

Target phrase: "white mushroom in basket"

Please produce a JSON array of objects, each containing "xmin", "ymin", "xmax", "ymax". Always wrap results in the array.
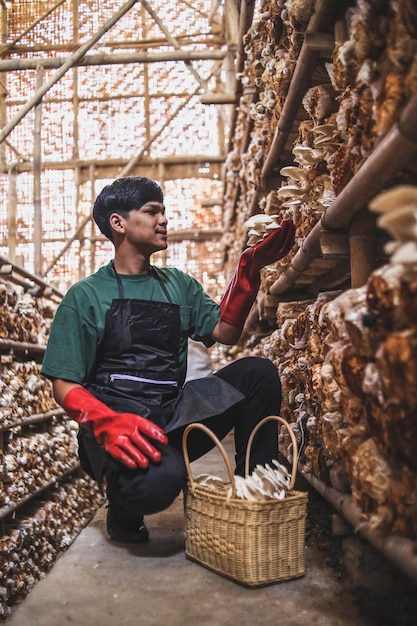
[{"xmin": 232, "ymin": 459, "xmax": 291, "ymax": 501}]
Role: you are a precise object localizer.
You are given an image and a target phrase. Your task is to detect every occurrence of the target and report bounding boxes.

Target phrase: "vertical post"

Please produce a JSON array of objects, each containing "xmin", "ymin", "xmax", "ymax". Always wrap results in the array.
[
  {"xmin": 0, "ymin": 0, "xmax": 7, "ymax": 169},
  {"xmin": 157, "ymin": 161, "xmax": 167, "ymax": 266},
  {"xmin": 88, "ymin": 164, "xmax": 96, "ymax": 275},
  {"xmin": 33, "ymin": 66, "xmax": 44, "ymax": 275},
  {"xmin": 7, "ymin": 165, "xmax": 17, "ymax": 261},
  {"xmin": 142, "ymin": 2, "xmax": 150, "ymax": 151},
  {"xmin": 72, "ymin": 0, "xmax": 83, "ymax": 280},
  {"xmin": 349, "ymin": 210, "xmax": 378, "ymax": 288}
]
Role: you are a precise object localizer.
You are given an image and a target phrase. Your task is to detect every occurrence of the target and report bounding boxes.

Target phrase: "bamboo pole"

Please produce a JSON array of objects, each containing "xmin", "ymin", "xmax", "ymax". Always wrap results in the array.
[
  {"xmin": 222, "ymin": 0, "xmax": 257, "ymax": 228},
  {"xmin": 142, "ymin": 4, "xmax": 150, "ymax": 158},
  {"xmin": 0, "ymin": 0, "xmax": 6, "ymax": 169},
  {"xmin": 6, "ymin": 165, "xmax": 17, "ymax": 262},
  {"xmin": 4, "ymin": 154, "xmax": 225, "ymax": 175},
  {"xmin": 0, "ymin": 49, "xmax": 228, "ymax": 72},
  {"xmin": 224, "ymin": 0, "xmax": 239, "ymax": 51},
  {"xmin": 349, "ymin": 211, "xmax": 378, "ymax": 288},
  {"xmin": 72, "ymin": 0, "xmax": 84, "ymax": 281},
  {"xmin": 6, "ymin": 32, "xmax": 225, "ymax": 56},
  {"xmin": 0, "ymin": 255, "xmax": 63, "ymax": 297},
  {"xmin": 88, "ymin": 164, "xmax": 97, "ymax": 277},
  {"xmin": 227, "ymin": 0, "xmax": 256, "ymax": 153},
  {"xmin": 201, "ymin": 92, "xmax": 237, "ymax": 104},
  {"xmin": 33, "ymin": 66, "xmax": 43, "ymax": 275},
  {"xmin": 0, "ymin": 0, "xmax": 139, "ymax": 144},
  {"xmin": 299, "ymin": 463, "xmax": 417, "ymax": 585}
]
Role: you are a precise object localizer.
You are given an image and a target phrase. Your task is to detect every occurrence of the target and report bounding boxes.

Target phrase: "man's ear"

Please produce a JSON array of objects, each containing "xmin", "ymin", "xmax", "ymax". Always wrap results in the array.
[{"xmin": 109, "ymin": 212, "xmax": 125, "ymax": 237}]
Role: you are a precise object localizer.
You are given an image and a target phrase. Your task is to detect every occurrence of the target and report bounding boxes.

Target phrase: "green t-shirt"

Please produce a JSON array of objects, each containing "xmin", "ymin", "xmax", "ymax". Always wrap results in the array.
[{"xmin": 41, "ymin": 261, "xmax": 220, "ymax": 385}]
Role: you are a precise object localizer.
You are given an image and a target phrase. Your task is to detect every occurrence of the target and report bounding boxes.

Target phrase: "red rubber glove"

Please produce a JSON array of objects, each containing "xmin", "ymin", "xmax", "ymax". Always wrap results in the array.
[
  {"xmin": 62, "ymin": 386, "xmax": 168, "ymax": 469},
  {"xmin": 220, "ymin": 219, "xmax": 295, "ymax": 331}
]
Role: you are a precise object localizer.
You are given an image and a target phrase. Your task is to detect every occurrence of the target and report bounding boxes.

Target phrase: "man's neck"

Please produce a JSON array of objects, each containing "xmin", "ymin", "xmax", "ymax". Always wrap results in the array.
[{"xmin": 113, "ymin": 252, "xmax": 150, "ymax": 275}]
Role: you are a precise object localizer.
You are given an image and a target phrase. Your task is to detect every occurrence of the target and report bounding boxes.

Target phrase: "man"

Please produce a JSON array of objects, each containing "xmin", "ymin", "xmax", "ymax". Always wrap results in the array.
[{"xmin": 41, "ymin": 176, "xmax": 295, "ymax": 543}]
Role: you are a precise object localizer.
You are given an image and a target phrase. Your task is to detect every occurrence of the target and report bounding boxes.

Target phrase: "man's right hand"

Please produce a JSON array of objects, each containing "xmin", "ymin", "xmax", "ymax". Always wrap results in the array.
[{"xmin": 62, "ymin": 386, "xmax": 168, "ymax": 469}]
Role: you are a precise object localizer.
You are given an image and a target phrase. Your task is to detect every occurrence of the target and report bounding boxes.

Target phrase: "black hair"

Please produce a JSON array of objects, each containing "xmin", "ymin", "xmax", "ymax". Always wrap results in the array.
[{"xmin": 92, "ymin": 176, "xmax": 164, "ymax": 241}]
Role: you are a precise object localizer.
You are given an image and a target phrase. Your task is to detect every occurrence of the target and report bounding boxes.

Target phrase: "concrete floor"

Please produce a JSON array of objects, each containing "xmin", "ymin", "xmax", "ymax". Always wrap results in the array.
[{"xmin": 5, "ymin": 435, "xmax": 416, "ymax": 626}]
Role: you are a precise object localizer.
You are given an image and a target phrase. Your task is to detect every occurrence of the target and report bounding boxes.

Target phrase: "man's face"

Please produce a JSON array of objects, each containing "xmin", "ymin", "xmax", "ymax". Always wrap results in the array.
[{"xmin": 122, "ymin": 201, "xmax": 168, "ymax": 253}]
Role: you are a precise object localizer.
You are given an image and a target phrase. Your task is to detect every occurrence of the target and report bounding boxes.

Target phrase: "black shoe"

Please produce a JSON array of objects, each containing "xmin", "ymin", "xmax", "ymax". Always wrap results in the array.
[{"xmin": 106, "ymin": 506, "xmax": 150, "ymax": 543}]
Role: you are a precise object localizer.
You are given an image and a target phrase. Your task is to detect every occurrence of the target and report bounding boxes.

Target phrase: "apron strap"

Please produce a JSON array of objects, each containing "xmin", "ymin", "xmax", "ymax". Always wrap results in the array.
[
  {"xmin": 150, "ymin": 266, "xmax": 173, "ymax": 303},
  {"xmin": 111, "ymin": 261, "xmax": 173, "ymax": 303},
  {"xmin": 112, "ymin": 261, "xmax": 125, "ymax": 299}
]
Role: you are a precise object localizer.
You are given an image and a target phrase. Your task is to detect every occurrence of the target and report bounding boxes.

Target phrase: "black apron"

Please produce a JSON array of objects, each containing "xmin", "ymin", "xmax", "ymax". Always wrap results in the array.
[{"xmin": 79, "ymin": 264, "xmax": 243, "ymax": 481}]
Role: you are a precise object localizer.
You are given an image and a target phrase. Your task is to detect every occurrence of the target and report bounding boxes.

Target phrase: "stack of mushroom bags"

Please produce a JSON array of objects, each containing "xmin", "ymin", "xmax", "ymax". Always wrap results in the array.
[
  {"xmin": 222, "ymin": 0, "xmax": 417, "ymax": 289},
  {"xmin": 1, "ymin": 478, "xmax": 103, "ymax": 618},
  {"xmin": 261, "ymin": 0, "xmax": 417, "ymax": 292},
  {"xmin": 259, "ymin": 185, "xmax": 417, "ymax": 540},
  {"xmin": 221, "ymin": 0, "xmax": 316, "ymax": 278},
  {"xmin": 0, "ymin": 281, "xmax": 59, "ymax": 426}
]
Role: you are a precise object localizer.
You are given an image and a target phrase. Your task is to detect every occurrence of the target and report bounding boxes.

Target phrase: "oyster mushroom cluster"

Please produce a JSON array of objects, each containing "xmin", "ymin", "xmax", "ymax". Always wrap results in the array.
[
  {"xmin": 312, "ymin": 123, "xmax": 342, "ymax": 161},
  {"xmin": 243, "ymin": 213, "xmax": 280, "ymax": 246},
  {"xmin": 370, "ymin": 185, "xmax": 417, "ymax": 275},
  {"xmin": 277, "ymin": 120, "xmax": 341, "ymax": 221},
  {"xmin": 277, "ymin": 166, "xmax": 312, "ymax": 206}
]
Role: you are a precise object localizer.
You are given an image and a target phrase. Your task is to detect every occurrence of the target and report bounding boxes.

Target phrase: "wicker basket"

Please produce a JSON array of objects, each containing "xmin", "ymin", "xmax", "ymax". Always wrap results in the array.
[{"xmin": 182, "ymin": 415, "xmax": 308, "ymax": 587}]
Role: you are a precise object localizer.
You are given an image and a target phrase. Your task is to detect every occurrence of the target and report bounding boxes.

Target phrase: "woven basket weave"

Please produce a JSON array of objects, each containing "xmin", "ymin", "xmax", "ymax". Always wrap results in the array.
[{"xmin": 182, "ymin": 415, "xmax": 308, "ymax": 587}]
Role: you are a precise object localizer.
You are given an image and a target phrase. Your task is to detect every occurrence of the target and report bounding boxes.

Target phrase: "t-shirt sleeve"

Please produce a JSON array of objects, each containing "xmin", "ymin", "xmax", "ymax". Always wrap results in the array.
[
  {"xmin": 40, "ymin": 301, "xmax": 100, "ymax": 384},
  {"xmin": 182, "ymin": 272, "xmax": 220, "ymax": 346}
]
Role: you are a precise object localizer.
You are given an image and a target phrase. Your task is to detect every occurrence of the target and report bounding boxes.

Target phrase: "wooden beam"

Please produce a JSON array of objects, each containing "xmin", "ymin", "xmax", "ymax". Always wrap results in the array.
[
  {"xmin": 304, "ymin": 31, "xmax": 335, "ymax": 53},
  {"xmin": 201, "ymin": 92, "xmax": 236, "ymax": 104},
  {"xmin": 6, "ymin": 167, "xmax": 17, "ymax": 262},
  {"xmin": 1, "ymin": 155, "xmax": 224, "ymax": 176},
  {"xmin": 0, "ymin": 49, "xmax": 228, "ymax": 72},
  {"xmin": 167, "ymin": 228, "xmax": 222, "ymax": 242}
]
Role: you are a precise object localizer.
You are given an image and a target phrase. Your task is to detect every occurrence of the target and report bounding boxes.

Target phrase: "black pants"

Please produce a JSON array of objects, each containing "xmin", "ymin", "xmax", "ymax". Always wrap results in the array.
[{"xmin": 81, "ymin": 356, "xmax": 282, "ymax": 520}]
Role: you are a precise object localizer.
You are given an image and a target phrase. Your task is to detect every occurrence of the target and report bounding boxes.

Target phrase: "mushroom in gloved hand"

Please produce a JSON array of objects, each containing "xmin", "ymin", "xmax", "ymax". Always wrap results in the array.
[{"xmin": 220, "ymin": 219, "xmax": 295, "ymax": 333}]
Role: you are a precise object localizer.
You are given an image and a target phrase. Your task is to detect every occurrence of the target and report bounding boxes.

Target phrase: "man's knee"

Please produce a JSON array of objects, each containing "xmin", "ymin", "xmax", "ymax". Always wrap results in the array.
[
  {"xmin": 109, "ymin": 444, "xmax": 187, "ymax": 516},
  {"xmin": 139, "ymin": 450, "xmax": 187, "ymax": 514}
]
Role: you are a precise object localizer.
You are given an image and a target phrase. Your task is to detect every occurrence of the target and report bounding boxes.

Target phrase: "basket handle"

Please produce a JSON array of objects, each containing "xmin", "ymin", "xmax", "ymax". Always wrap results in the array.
[
  {"xmin": 182, "ymin": 422, "xmax": 237, "ymax": 497},
  {"xmin": 244, "ymin": 415, "xmax": 298, "ymax": 490}
]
